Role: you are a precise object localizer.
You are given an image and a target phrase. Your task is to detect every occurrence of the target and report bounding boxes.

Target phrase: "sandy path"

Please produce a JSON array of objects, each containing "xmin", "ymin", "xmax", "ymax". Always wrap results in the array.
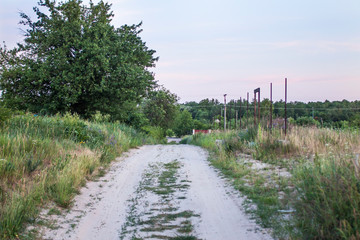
[{"xmin": 41, "ymin": 145, "xmax": 272, "ymax": 240}]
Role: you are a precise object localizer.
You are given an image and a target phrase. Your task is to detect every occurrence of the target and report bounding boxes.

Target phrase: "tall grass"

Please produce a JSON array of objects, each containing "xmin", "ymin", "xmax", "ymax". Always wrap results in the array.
[
  {"xmin": 186, "ymin": 126, "xmax": 360, "ymax": 239},
  {"xmin": 0, "ymin": 113, "xmax": 153, "ymax": 238},
  {"xmin": 288, "ymin": 126, "xmax": 360, "ymax": 159},
  {"xmin": 293, "ymin": 156, "xmax": 360, "ymax": 239}
]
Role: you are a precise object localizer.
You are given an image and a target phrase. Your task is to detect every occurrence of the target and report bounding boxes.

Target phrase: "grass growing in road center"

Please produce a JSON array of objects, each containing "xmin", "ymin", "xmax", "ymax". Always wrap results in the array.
[{"xmin": 120, "ymin": 160, "xmax": 200, "ymax": 240}]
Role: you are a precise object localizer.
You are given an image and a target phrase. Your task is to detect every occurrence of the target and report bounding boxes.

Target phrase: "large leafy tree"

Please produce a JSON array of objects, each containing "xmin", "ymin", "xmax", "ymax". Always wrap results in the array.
[
  {"xmin": 0, "ymin": 0, "xmax": 158, "ymax": 119},
  {"xmin": 173, "ymin": 110, "xmax": 194, "ymax": 137},
  {"xmin": 142, "ymin": 87, "xmax": 179, "ymax": 129}
]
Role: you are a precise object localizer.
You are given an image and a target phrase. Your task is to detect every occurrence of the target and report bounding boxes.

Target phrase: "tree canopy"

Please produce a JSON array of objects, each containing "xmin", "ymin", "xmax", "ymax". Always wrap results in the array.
[
  {"xmin": 0, "ymin": 0, "xmax": 158, "ymax": 120},
  {"xmin": 142, "ymin": 87, "xmax": 179, "ymax": 129}
]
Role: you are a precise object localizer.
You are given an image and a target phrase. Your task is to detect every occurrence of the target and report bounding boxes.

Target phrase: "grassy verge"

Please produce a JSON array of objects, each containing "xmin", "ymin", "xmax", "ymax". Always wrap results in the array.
[
  {"xmin": 0, "ymin": 113, "xmax": 155, "ymax": 239},
  {"xmin": 184, "ymin": 126, "xmax": 360, "ymax": 239}
]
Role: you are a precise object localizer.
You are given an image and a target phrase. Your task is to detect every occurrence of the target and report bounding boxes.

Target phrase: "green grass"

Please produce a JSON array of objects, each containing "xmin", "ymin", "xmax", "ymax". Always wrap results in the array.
[
  {"xmin": 0, "ymin": 113, "xmax": 154, "ymax": 239},
  {"xmin": 293, "ymin": 156, "xmax": 360, "ymax": 239}
]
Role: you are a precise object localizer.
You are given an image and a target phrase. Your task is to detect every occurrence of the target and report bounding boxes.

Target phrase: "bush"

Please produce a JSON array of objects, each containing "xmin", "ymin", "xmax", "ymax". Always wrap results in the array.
[
  {"xmin": 141, "ymin": 126, "xmax": 166, "ymax": 141},
  {"xmin": 173, "ymin": 110, "xmax": 194, "ymax": 137},
  {"xmin": 166, "ymin": 129, "xmax": 175, "ymax": 137},
  {"xmin": 295, "ymin": 116, "xmax": 319, "ymax": 127},
  {"xmin": 193, "ymin": 119, "xmax": 210, "ymax": 130},
  {"xmin": 91, "ymin": 111, "xmax": 111, "ymax": 123}
]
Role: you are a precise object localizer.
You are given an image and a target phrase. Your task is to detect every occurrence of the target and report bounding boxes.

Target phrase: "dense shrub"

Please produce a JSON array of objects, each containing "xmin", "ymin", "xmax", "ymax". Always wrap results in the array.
[{"xmin": 141, "ymin": 126, "xmax": 166, "ymax": 141}]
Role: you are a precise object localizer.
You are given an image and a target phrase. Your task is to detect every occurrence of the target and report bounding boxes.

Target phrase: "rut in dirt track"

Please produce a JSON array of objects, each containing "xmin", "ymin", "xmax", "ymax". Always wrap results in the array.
[{"xmin": 41, "ymin": 145, "xmax": 272, "ymax": 240}]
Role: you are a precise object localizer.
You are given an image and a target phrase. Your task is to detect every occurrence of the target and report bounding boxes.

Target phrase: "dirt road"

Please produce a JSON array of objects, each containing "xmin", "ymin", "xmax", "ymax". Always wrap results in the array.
[{"xmin": 41, "ymin": 145, "xmax": 272, "ymax": 240}]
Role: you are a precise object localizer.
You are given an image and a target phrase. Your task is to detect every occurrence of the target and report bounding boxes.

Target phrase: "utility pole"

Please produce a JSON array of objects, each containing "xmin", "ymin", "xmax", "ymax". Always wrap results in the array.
[
  {"xmin": 229, "ymin": 101, "xmax": 231, "ymax": 130},
  {"xmin": 270, "ymin": 83, "xmax": 272, "ymax": 131},
  {"xmin": 254, "ymin": 88, "xmax": 260, "ymax": 127},
  {"xmin": 234, "ymin": 100, "xmax": 237, "ymax": 131},
  {"xmin": 246, "ymin": 92, "xmax": 249, "ymax": 128},
  {"xmin": 258, "ymin": 89, "xmax": 260, "ymax": 124},
  {"xmin": 254, "ymin": 91, "xmax": 257, "ymax": 126},
  {"xmin": 224, "ymin": 94, "xmax": 227, "ymax": 131},
  {"xmin": 285, "ymin": 78, "xmax": 288, "ymax": 136},
  {"xmin": 239, "ymin": 97, "xmax": 242, "ymax": 129}
]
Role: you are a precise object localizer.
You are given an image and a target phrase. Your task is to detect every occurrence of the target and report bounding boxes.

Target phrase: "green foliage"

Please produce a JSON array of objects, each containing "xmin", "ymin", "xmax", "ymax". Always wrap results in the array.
[
  {"xmin": 141, "ymin": 125, "xmax": 166, "ymax": 141},
  {"xmin": 0, "ymin": 0, "xmax": 157, "ymax": 120},
  {"xmin": 127, "ymin": 107, "xmax": 149, "ymax": 129},
  {"xmin": 293, "ymin": 157, "xmax": 360, "ymax": 239},
  {"xmin": 181, "ymin": 98, "xmax": 360, "ymax": 130},
  {"xmin": 173, "ymin": 110, "xmax": 194, "ymax": 137},
  {"xmin": 294, "ymin": 116, "xmax": 319, "ymax": 127},
  {"xmin": 193, "ymin": 119, "xmax": 210, "ymax": 130},
  {"xmin": 166, "ymin": 129, "xmax": 175, "ymax": 137},
  {"xmin": 0, "ymin": 106, "xmax": 13, "ymax": 125},
  {"xmin": 142, "ymin": 88, "xmax": 179, "ymax": 129},
  {"xmin": 91, "ymin": 111, "xmax": 111, "ymax": 123}
]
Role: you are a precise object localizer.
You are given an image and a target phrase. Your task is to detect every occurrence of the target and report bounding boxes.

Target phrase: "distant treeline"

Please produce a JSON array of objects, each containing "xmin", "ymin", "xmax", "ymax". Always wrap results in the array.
[{"xmin": 181, "ymin": 98, "xmax": 360, "ymax": 129}]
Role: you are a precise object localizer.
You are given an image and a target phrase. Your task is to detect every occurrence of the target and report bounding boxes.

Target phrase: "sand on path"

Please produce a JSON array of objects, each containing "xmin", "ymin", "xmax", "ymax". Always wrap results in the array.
[{"xmin": 41, "ymin": 145, "xmax": 272, "ymax": 240}]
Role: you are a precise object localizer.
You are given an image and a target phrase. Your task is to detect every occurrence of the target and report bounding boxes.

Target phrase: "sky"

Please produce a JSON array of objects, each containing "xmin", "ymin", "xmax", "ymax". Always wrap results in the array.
[{"xmin": 1, "ymin": 0, "xmax": 359, "ymax": 103}]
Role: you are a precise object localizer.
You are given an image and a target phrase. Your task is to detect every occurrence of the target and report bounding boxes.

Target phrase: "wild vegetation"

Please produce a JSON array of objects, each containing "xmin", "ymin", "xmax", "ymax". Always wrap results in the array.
[
  {"xmin": 184, "ymin": 126, "xmax": 360, "ymax": 239},
  {"xmin": 1, "ymin": 0, "xmax": 359, "ymax": 239},
  {"xmin": 0, "ymin": 112, "xmax": 155, "ymax": 239}
]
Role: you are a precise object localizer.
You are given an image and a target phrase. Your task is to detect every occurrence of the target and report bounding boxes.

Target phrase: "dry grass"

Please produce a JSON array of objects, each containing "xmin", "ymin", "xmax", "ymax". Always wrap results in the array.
[{"xmin": 288, "ymin": 126, "xmax": 360, "ymax": 158}]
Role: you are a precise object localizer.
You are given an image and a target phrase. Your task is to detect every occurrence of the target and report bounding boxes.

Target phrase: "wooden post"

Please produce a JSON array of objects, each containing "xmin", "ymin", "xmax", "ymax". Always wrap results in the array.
[
  {"xmin": 285, "ymin": 78, "xmax": 287, "ymax": 136},
  {"xmin": 239, "ymin": 97, "xmax": 242, "ymax": 129},
  {"xmin": 254, "ymin": 92, "xmax": 257, "ymax": 126},
  {"xmin": 229, "ymin": 101, "xmax": 232, "ymax": 130},
  {"xmin": 247, "ymin": 92, "xmax": 249, "ymax": 128},
  {"xmin": 270, "ymin": 83, "xmax": 272, "ymax": 131},
  {"xmin": 254, "ymin": 88, "xmax": 260, "ymax": 127},
  {"xmin": 234, "ymin": 100, "xmax": 237, "ymax": 130},
  {"xmin": 224, "ymin": 94, "xmax": 227, "ymax": 131},
  {"xmin": 258, "ymin": 89, "xmax": 261, "ymax": 125}
]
